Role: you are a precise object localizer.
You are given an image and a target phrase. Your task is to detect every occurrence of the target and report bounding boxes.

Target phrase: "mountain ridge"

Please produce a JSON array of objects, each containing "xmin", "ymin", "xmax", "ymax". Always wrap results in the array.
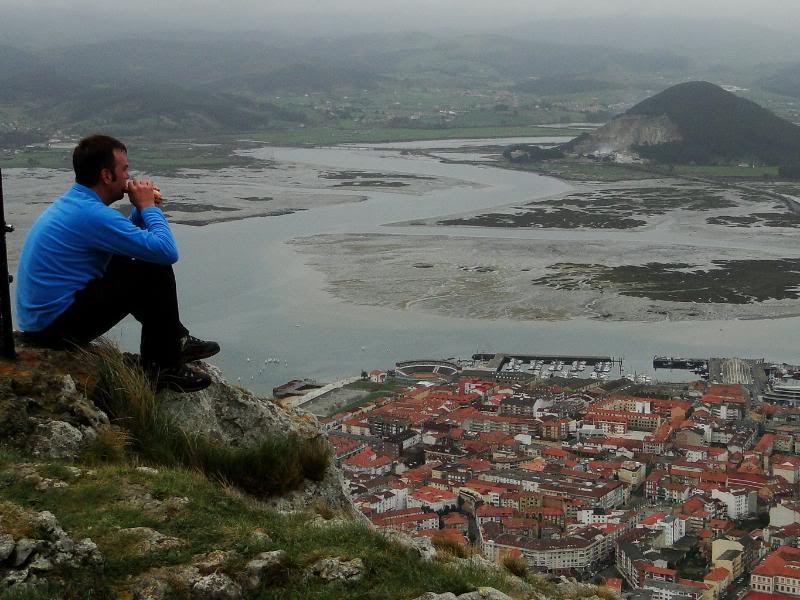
[{"xmin": 566, "ymin": 81, "xmax": 800, "ymax": 165}]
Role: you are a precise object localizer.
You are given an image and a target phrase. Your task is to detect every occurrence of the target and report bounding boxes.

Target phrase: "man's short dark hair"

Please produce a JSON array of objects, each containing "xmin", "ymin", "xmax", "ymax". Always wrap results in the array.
[{"xmin": 72, "ymin": 134, "xmax": 127, "ymax": 187}]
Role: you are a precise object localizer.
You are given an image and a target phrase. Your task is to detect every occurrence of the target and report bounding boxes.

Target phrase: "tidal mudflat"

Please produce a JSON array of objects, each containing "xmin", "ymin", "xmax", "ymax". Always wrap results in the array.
[
  {"xmin": 289, "ymin": 150, "xmax": 800, "ymax": 323},
  {"xmin": 290, "ymin": 233, "xmax": 800, "ymax": 322}
]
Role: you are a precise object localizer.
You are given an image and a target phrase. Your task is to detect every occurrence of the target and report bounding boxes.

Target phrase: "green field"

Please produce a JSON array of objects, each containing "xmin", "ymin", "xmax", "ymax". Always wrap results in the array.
[
  {"xmin": 499, "ymin": 157, "xmax": 658, "ymax": 181},
  {"xmin": 249, "ymin": 125, "xmax": 580, "ymax": 146},
  {"xmin": 670, "ymin": 164, "xmax": 779, "ymax": 178},
  {"xmin": 0, "ymin": 143, "xmax": 262, "ymax": 174}
]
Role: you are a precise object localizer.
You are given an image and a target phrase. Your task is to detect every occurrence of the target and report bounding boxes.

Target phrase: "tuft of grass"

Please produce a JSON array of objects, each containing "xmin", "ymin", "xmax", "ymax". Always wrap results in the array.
[
  {"xmin": 0, "ymin": 501, "xmax": 40, "ymax": 539},
  {"xmin": 194, "ymin": 434, "xmax": 330, "ymax": 497},
  {"xmin": 431, "ymin": 532, "xmax": 473, "ymax": 560},
  {"xmin": 0, "ymin": 447, "xmax": 20, "ymax": 469},
  {"xmin": 502, "ymin": 553, "xmax": 528, "ymax": 578},
  {"xmin": 80, "ymin": 426, "xmax": 130, "ymax": 464},
  {"xmin": 311, "ymin": 499, "xmax": 335, "ymax": 520},
  {"xmin": 0, "ymin": 586, "xmax": 66, "ymax": 600},
  {"xmin": 85, "ymin": 341, "xmax": 330, "ymax": 497}
]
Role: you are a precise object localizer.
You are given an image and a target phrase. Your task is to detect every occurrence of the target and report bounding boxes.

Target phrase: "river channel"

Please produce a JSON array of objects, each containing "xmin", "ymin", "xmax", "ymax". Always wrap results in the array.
[{"xmin": 6, "ymin": 140, "xmax": 799, "ymax": 394}]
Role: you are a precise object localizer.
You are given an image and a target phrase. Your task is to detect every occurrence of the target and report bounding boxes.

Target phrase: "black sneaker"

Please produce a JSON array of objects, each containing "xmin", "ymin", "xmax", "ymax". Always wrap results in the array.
[
  {"xmin": 154, "ymin": 364, "xmax": 212, "ymax": 393},
  {"xmin": 180, "ymin": 335, "xmax": 220, "ymax": 363}
]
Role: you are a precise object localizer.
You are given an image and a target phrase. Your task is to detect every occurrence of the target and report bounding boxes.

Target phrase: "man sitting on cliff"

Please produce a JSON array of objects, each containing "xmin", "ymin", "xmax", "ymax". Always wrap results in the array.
[{"xmin": 15, "ymin": 134, "xmax": 219, "ymax": 392}]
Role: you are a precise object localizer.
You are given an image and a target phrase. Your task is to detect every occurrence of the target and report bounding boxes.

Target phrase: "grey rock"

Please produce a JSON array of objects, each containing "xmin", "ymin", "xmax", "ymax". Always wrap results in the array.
[
  {"xmin": 29, "ymin": 420, "xmax": 84, "ymax": 459},
  {"xmin": 35, "ymin": 510, "xmax": 68, "ymax": 542},
  {"xmin": 249, "ymin": 550, "xmax": 285, "ymax": 569},
  {"xmin": 12, "ymin": 538, "xmax": 38, "ymax": 567},
  {"xmin": 60, "ymin": 374, "xmax": 77, "ymax": 395},
  {"xmin": 158, "ymin": 364, "xmax": 301, "ymax": 448},
  {"xmin": 383, "ymin": 530, "xmax": 437, "ymax": 561},
  {"xmin": 309, "ymin": 557, "xmax": 364, "ymax": 582},
  {"xmin": 193, "ymin": 550, "xmax": 233, "ymax": 575},
  {"xmin": 457, "ymin": 588, "xmax": 513, "ymax": 600},
  {"xmin": 133, "ymin": 573, "xmax": 172, "ymax": 600},
  {"xmin": 59, "ymin": 375, "xmax": 110, "ymax": 429},
  {"xmin": 412, "ymin": 594, "xmax": 459, "ymax": 600},
  {"xmin": 135, "ymin": 564, "xmax": 202, "ymax": 597},
  {"xmin": 64, "ymin": 466, "xmax": 83, "ymax": 478},
  {"xmin": 53, "ymin": 538, "xmax": 75, "ymax": 555},
  {"xmin": 120, "ymin": 527, "xmax": 184, "ymax": 555},
  {"xmin": 191, "ymin": 573, "xmax": 243, "ymax": 600},
  {"xmin": 242, "ymin": 550, "xmax": 285, "ymax": 591},
  {"xmin": 29, "ymin": 556, "xmax": 54, "ymax": 572},
  {"xmin": 453, "ymin": 554, "xmax": 499, "ymax": 572},
  {"xmin": 0, "ymin": 533, "xmax": 14, "ymax": 562},
  {"xmin": 266, "ymin": 460, "xmax": 363, "ymax": 518},
  {"xmin": 136, "ymin": 466, "xmax": 160, "ymax": 475},
  {"xmin": 248, "ymin": 530, "xmax": 273, "ymax": 545},
  {"xmin": 74, "ymin": 538, "xmax": 104, "ymax": 568},
  {"xmin": 2, "ymin": 567, "xmax": 30, "ymax": 588},
  {"xmin": 158, "ymin": 364, "xmax": 358, "ymax": 517}
]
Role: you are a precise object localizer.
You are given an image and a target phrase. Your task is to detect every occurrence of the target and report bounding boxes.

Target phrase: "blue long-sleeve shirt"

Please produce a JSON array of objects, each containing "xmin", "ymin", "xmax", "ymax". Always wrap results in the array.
[{"xmin": 16, "ymin": 183, "xmax": 178, "ymax": 331}]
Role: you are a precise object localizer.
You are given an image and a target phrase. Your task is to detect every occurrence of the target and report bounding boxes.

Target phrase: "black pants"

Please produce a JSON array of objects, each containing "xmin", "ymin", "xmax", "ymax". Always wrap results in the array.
[{"xmin": 27, "ymin": 256, "xmax": 188, "ymax": 367}]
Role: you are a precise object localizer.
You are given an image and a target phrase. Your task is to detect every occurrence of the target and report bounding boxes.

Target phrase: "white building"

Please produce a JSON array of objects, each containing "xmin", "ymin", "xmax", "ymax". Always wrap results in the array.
[
  {"xmin": 639, "ymin": 512, "xmax": 687, "ymax": 547},
  {"xmin": 577, "ymin": 508, "xmax": 627, "ymax": 526},
  {"xmin": 712, "ymin": 488, "xmax": 755, "ymax": 520},
  {"xmin": 407, "ymin": 486, "xmax": 457, "ymax": 512},
  {"xmin": 770, "ymin": 501, "xmax": 800, "ymax": 528},
  {"xmin": 482, "ymin": 527, "xmax": 612, "ymax": 573},
  {"xmin": 356, "ymin": 488, "xmax": 408, "ymax": 513}
]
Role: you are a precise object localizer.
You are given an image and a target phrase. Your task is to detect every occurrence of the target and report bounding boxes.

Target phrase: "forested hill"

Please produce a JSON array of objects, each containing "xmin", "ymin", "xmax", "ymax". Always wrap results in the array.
[{"xmin": 627, "ymin": 81, "xmax": 800, "ymax": 164}]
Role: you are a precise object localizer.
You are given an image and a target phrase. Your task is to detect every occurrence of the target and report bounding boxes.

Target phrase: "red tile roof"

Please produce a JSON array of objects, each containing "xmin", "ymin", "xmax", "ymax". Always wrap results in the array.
[
  {"xmin": 742, "ymin": 592, "xmax": 797, "ymax": 600},
  {"xmin": 704, "ymin": 567, "xmax": 731, "ymax": 582},
  {"xmin": 753, "ymin": 546, "xmax": 800, "ymax": 579}
]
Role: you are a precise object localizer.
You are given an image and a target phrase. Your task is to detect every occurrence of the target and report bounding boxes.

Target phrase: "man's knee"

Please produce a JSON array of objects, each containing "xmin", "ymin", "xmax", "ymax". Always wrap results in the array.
[{"xmin": 106, "ymin": 257, "xmax": 176, "ymax": 289}]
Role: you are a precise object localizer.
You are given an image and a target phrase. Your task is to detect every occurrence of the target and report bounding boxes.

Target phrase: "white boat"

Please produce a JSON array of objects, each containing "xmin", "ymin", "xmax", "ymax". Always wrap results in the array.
[{"xmin": 589, "ymin": 372, "xmax": 598, "ymax": 379}]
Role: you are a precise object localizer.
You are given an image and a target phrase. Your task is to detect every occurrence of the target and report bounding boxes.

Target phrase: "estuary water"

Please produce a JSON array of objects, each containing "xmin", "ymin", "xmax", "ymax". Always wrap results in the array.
[{"xmin": 6, "ymin": 140, "xmax": 800, "ymax": 394}]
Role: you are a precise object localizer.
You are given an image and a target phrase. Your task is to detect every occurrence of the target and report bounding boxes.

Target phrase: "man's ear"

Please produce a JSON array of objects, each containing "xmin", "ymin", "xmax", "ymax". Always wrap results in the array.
[{"xmin": 99, "ymin": 168, "xmax": 113, "ymax": 184}]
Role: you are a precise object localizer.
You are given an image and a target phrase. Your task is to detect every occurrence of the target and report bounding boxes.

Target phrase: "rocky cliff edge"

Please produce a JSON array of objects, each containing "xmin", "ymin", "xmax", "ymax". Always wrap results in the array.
[{"xmin": 0, "ymin": 339, "xmax": 594, "ymax": 599}]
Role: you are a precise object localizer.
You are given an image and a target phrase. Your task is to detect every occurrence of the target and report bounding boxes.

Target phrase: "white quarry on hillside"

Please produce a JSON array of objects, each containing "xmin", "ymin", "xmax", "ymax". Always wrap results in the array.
[{"xmin": 569, "ymin": 113, "xmax": 682, "ymax": 156}]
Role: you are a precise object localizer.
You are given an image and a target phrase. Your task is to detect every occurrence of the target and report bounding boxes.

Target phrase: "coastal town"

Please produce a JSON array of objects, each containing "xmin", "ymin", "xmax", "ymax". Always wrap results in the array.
[{"xmin": 306, "ymin": 353, "xmax": 800, "ymax": 600}]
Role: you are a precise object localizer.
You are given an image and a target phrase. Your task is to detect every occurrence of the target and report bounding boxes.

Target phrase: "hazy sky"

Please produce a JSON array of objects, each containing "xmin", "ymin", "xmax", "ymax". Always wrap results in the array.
[{"xmin": 7, "ymin": 0, "xmax": 800, "ymax": 33}]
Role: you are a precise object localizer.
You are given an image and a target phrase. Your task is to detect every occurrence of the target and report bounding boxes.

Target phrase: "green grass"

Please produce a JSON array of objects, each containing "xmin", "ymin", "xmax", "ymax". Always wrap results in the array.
[
  {"xmin": 670, "ymin": 164, "xmax": 779, "ymax": 178},
  {"xmin": 251, "ymin": 125, "xmax": 579, "ymax": 146},
  {"xmin": 0, "ymin": 147, "xmax": 72, "ymax": 169},
  {"xmin": 500, "ymin": 157, "xmax": 658, "ymax": 181},
  {"xmin": 336, "ymin": 380, "xmax": 406, "ymax": 413},
  {"xmin": 0, "ymin": 143, "xmax": 261, "ymax": 173},
  {"xmin": 0, "ymin": 459, "xmax": 528, "ymax": 599},
  {"xmin": 345, "ymin": 380, "xmax": 404, "ymax": 394}
]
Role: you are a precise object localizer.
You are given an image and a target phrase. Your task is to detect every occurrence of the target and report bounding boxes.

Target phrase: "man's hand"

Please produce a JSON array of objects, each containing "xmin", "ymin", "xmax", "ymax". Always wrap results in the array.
[{"xmin": 126, "ymin": 179, "xmax": 159, "ymax": 209}]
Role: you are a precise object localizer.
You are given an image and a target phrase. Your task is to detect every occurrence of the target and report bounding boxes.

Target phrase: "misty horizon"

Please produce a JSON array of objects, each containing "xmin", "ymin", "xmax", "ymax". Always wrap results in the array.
[{"xmin": 2, "ymin": 3, "xmax": 800, "ymax": 48}]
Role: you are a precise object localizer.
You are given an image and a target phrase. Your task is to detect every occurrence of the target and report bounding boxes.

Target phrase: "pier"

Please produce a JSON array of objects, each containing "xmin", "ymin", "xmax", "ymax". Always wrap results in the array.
[
  {"xmin": 477, "ymin": 353, "xmax": 617, "ymax": 371},
  {"xmin": 652, "ymin": 356, "xmax": 707, "ymax": 370}
]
